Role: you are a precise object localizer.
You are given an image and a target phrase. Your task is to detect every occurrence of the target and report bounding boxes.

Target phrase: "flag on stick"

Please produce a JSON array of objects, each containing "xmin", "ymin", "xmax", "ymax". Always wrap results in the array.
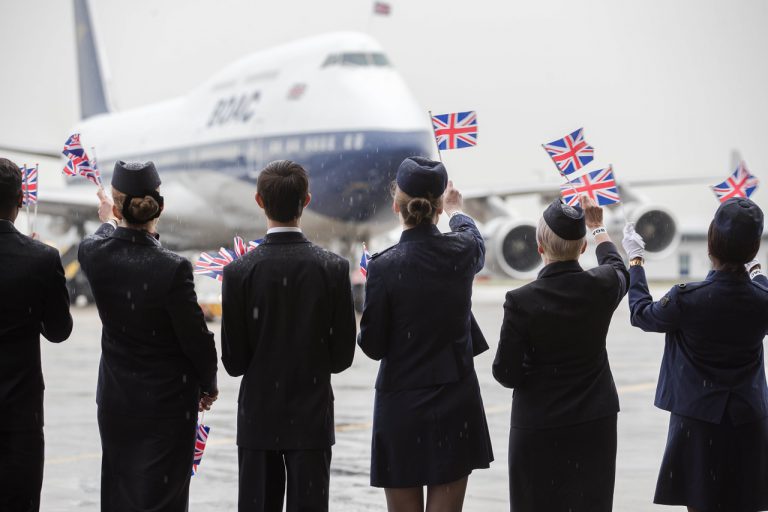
[
  {"xmin": 542, "ymin": 128, "xmax": 594, "ymax": 176},
  {"xmin": 62, "ymin": 133, "xmax": 102, "ymax": 186},
  {"xmin": 191, "ymin": 421, "xmax": 210, "ymax": 476},
  {"xmin": 560, "ymin": 166, "xmax": 621, "ymax": 207},
  {"xmin": 360, "ymin": 244, "xmax": 371, "ymax": 278},
  {"xmin": 21, "ymin": 165, "xmax": 38, "ymax": 206},
  {"xmin": 194, "ymin": 236, "xmax": 263, "ymax": 281},
  {"xmin": 373, "ymin": 1, "xmax": 392, "ymax": 15},
  {"xmin": 711, "ymin": 161, "xmax": 759, "ymax": 203},
  {"xmin": 431, "ymin": 111, "xmax": 478, "ymax": 150}
]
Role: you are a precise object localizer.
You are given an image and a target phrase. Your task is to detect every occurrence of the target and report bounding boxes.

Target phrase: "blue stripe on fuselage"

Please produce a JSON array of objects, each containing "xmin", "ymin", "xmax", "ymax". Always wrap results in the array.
[{"xmin": 96, "ymin": 130, "xmax": 434, "ymax": 222}]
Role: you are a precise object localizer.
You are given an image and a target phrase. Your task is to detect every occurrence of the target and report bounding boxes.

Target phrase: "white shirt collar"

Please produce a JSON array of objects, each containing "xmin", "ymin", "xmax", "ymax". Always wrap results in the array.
[{"xmin": 266, "ymin": 227, "xmax": 303, "ymax": 234}]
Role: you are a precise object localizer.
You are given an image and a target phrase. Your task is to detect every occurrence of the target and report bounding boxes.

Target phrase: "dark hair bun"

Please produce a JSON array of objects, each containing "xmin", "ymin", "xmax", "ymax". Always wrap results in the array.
[
  {"xmin": 405, "ymin": 197, "xmax": 434, "ymax": 225},
  {"xmin": 128, "ymin": 195, "xmax": 160, "ymax": 223}
]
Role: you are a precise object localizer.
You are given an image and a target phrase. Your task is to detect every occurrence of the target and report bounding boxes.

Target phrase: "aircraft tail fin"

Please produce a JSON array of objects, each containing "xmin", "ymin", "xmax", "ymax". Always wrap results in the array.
[{"xmin": 73, "ymin": 0, "xmax": 111, "ymax": 118}]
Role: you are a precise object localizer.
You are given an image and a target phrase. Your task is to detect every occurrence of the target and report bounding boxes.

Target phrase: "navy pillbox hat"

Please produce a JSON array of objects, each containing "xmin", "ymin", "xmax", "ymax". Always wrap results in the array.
[
  {"xmin": 396, "ymin": 157, "xmax": 448, "ymax": 198},
  {"xmin": 543, "ymin": 198, "xmax": 586, "ymax": 240},
  {"xmin": 713, "ymin": 197, "xmax": 764, "ymax": 242},
  {"xmin": 112, "ymin": 161, "xmax": 161, "ymax": 196}
]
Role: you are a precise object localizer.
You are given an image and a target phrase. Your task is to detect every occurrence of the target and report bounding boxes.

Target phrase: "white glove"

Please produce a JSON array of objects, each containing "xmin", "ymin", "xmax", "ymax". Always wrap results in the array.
[
  {"xmin": 622, "ymin": 222, "xmax": 646, "ymax": 260},
  {"xmin": 745, "ymin": 258, "xmax": 762, "ymax": 278}
]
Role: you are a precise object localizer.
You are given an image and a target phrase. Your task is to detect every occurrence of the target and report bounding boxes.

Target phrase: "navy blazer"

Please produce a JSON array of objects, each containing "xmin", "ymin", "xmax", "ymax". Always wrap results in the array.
[
  {"xmin": 493, "ymin": 242, "xmax": 628, "ymax": 428},
  {"xmin": 629, "ymin": 266, "xmax": 768, "ymax": 425},
  {"xmin": 79, "ymin": 223, "xmax": 218, "ymax": 419},
  {"xmin": 358, "ymin": 214, "xmax": 485, "ymax": 391},
  {"xmin": 0, "ymin": 220, "xmax": 72, "ymax": 430},
  {"xmin": 221, "ymin": 231, "xmax": 357, "ymax": 450}
]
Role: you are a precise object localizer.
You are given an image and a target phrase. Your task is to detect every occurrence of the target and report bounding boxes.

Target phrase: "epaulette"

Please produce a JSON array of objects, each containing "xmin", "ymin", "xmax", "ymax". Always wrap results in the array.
[
  {"xmin": 369, "ymin": 245, "xmax": 396, "ymax": 260},
  {"xmin": 750, "ymin": 278, "xmax": 768, "ymax": 293},
  {"xmin": 674, "ymin": 280, "xmax": 713, "ymax": 294}
]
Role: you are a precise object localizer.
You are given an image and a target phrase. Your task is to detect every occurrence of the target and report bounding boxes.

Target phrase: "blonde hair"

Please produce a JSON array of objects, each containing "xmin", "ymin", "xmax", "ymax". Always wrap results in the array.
[
  {"xmin": 112, "ymin": 187, "xmax": 161, "ymax": 227},
  {"xmin": 536, "ymin": 217, "xmax": 585, "ymax": 262},
  {"xmin": 393, "ymin": 185, "xmax": 443, "ymax": 226}
]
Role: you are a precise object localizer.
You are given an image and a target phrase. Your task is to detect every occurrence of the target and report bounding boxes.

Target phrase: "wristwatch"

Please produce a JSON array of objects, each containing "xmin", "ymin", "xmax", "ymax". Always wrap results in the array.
[{"xmin": 629, "ymin": 257, "xmax": 644, "ymax": 267}]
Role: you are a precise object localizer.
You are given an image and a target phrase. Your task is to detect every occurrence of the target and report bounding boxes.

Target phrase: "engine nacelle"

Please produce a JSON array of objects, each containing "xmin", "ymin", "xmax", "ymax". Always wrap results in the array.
[
  {"xmin": 484, "ymin": 217, "xmax": 541, "ymax": 279},
  {"xmin": 617, "ymin": 204, "xmax": 680, "ymax": 260}
]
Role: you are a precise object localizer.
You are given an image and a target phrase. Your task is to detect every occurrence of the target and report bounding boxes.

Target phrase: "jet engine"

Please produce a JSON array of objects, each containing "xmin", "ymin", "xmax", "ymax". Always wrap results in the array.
[
  {"xmin": 483, "ymin": 217, "xmax": 541, "ymax": 279},
  {"xmin": 619, "ymin": 204, "xmax": 680, "ymax": 259}
]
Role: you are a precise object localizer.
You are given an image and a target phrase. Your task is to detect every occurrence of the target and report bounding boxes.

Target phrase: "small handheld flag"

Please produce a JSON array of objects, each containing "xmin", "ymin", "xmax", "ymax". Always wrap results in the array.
[
  {"xmin": 194, "ymin": 236, "xmax": 263, "ymax": 281},
  {"xmin": 373, "ymin": 1, "xmax": 391, "ymax": 15},
  {"xmin": 62, "ymin": 134, "xmax": 102, "ymax": 186},
  {"xmin": 543, "ymin": 128, "xmax": 595, "ymax": 176},
  {"xmin": 431, "ymin": 111, "xmax": 478, "ymax": 150},
  {"xmin": 21, "ymin": 165, "xmax": 38, "ymax": 206},
  {"xmin": 360, "ymin": 244, "xmax": 371, "ymax": 278},
  {"xmin": 711, "ymin": 161, "xmax": 759, "ymax": 203},
  {"xmin": 560, "ymin": 166, "xmax": 620, "ymax": 207},
  {"xmin": 191, "ymin": 421, "xmax": 210, "ymax": 476}
]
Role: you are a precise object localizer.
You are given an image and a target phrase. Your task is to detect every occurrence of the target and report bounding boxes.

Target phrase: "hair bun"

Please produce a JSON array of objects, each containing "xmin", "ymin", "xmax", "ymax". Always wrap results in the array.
[
  {"xmin": 128, "ymin": 195, "xmax": 160, "ymax": 223},
  {"xmin": 406, "ymin": 197, "xmax": 434, "ymax": 225}
]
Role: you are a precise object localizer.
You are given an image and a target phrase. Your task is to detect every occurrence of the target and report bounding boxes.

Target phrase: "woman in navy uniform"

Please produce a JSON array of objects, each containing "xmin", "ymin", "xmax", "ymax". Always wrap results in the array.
[
  {"xmin": 493, "ymin": 195, "xmax": 628, "ymax": 511},
  {"xmin": 358, "ymin": 157, "xmax": 493, "ymax": 511},
  {"xmin": 78, "ymin": 161, "xmax": 219, "ymax": 512},
  {"xmin": 623, "ymin": 197, "xmax": 768, "ymax": 512}
]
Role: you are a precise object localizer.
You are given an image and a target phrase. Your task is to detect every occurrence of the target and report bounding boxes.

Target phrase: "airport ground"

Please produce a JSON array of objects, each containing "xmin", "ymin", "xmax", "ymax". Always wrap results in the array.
[{"xmin": 38, "ymin": 282, "xmax": 751, "ymax": 511}]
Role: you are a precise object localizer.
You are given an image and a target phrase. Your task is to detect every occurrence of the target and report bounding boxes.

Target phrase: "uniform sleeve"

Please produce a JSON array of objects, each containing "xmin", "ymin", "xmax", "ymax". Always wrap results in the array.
[
  {"xmin": 492, "ymin": 293, "xmax": 526, "ymax": 388},
  {"xmin": 596, "ymin": 241, "xmax": 629, "ymax": 304},
  {"xmin": 753, "ymin": 273, "xmax": 768, "ymax": 287},
  {"xmin": 166, "ymin": 259, "xmax": 218, "ymax": 391},
  {"xmin": 40, "ymin": 249, "xmax": 73, "ymax": 343},
  {"xmin": 357, "ymin": 260, "xmax": 390, "ymax": 360},
  {"xmin": 449, "ymin": 213, "xmax": 485, "ymax": 274},
  {"xmin": 220, "ymin": 264, "xmax": 252, "ymax": 377},
  {"xmin": 328, "ymin": 259, "xmax": 357, "ymax": 373},
  {"xmin": 628, "ymin": 265, "xmax": 682, "ymax": 333}
]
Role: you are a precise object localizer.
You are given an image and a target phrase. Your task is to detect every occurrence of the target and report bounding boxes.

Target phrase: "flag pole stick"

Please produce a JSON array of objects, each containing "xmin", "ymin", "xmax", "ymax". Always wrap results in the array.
[
  {"xmin": 32, "ymin": 163, "xmax": 39, "ymax": 234},
  {"xmin": 23, "ymin": 166, "xmax": 31, "ymax": 234},
  {"xmin": 90, "ymin": 146, "xmax": 104, "ymax": 190},
  {"xmin": 427, "ymin": 110, "xmax": 443, "ymax": 163}
]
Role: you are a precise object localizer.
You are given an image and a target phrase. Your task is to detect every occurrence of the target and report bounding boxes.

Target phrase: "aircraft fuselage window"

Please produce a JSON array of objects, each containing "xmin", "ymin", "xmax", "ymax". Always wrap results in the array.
[
  {"xmin": 207, "ymin": 91, "xmax": 261, "ymax": 127},
  {"xmin": 321, "ymin": 53, "xmax": 391, "ymax": 68}
]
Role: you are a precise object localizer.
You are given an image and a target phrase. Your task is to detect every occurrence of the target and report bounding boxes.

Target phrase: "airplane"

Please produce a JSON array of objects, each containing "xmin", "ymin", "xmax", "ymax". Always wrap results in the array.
[{"xmin": 1, "ymin": 0, "xmax": 688, "ymax": 290}]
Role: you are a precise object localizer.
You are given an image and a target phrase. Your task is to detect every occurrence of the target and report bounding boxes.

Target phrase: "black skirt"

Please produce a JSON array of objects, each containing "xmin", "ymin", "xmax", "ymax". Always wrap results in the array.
[
  {"xmin": 98, "ymin": 410, "xmax": 197, "ymax": 512},
  {"xmin": 654, "ymin": 412, "xmax": 768, "ymax": 512},
  {"xmin": 370, "ymin": 370, "xmax": 493, "ymax": 488},
  {"xmin": 508, "ymin": 414, "xmax": 617, "ymax": 512}
]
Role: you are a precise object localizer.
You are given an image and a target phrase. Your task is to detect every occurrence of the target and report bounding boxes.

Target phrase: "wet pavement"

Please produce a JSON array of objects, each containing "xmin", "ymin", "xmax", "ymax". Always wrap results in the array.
[{"xmin": 38, "ymin": 283, "xmax": 735, "ymax": 511}]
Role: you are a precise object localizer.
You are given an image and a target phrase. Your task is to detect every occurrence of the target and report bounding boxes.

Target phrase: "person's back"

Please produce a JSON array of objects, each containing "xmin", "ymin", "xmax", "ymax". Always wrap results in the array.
[
  {"xmin": 0, "ymin": 157, "xmax": 72, "ymax": 512},
  {"xmin": 221, "ymin": 160, "xmax": 356, "ymax": 512}
]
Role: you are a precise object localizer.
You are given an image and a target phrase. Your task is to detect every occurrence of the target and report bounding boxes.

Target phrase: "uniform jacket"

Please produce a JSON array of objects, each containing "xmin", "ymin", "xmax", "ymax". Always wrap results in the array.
[
  {"xmin": 629, "ymin": 266, "xmax": 768, "ymax": 425},
  {"xmin": 0, "ymin": 220, "xmax": 72, "ymax": 431},
  {"xmin": 358, "ymin": 214, "xmax": 486, "ymax": 391},
  {"xmin": 78, "ymin": 223, "xmax": 218, "ymax": 419},
  {"xmin": 493, "ymin": 242, "xmax": 628, "ymax": 428},
  {"xmin": 221, "ymin": 231, "xmax": 356, "ymax": 450}
]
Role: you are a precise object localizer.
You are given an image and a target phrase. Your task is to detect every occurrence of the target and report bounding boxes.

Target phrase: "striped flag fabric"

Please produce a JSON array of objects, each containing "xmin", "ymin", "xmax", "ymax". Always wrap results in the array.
[
  {"xmin": 711, "ymin": 161, "xmax": 759, "ymax": 203},
  {"xmin": 431, "ymin": 111, "xmax": 478, "ymax": 150},
  {"xmin": 194, "ymin": 236, "xmax": 263, "ymax": 281},
  {"xmin": 560, "ymin": 166, "xmax": 621, "ymax": 206},
  {"xmin": 21, "ymin": 164, "xmax": 38, "ymax": 206},
  {"xmin": 62, "ymin": 133, "xmax": 102, "ymax": 186},
  {"xmin": 543, "ymin": 128, "xmax": 595, "ymax": 175},
  {"xmin": 191, "ymin": 422, "xmax": 210, "ymax": 476},
  {"xmin": 360, "ymin": 244, "xmax": 371, "ymax": 278},
  {"xmin": 373, "ymin": 1, "xmax": 391, "ymax": 15}
]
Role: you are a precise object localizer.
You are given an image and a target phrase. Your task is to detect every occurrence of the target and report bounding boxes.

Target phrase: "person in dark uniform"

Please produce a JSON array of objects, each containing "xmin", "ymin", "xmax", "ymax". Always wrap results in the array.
[
  {"xmin": 358, "ymin": 157, "xmax": 493, "ymax": 512},
  {"xmin": 0, "ymin": 158, "xmax": 73, "ymax": 512},
  {"xmin": 221, "ymin": 160, "xmax": 357, "ymax": 512},
  {"xmin": 78, "ymin": 161, "xmax": 219, "ymax": 512},
  {"xmin": 493, "ymin": 195, "xmax": 628, "ymax": 511},
  {"xmin": 623, "ymin": 197, "xmax": 768, "ymax": 512}
]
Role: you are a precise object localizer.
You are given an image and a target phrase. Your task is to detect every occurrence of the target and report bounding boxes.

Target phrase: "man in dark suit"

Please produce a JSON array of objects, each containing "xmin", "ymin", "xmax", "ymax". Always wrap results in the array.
[
  {"xmin": 0, "ymin": 158, "xmax": 73, "ymax": 512},
  {"xmin": 221, "ymin": 160, "xmax": 357, "ymax": 512}
]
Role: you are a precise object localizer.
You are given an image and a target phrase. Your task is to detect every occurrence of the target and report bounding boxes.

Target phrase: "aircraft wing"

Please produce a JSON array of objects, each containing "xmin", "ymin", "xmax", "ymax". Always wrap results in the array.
[
  {"xmin": 34, "ymin": 187, "xmax": 99, "ymax": 221},
  {"xmin": 0, "ymin": 145, "xmax": 61, "ymax": 160}
]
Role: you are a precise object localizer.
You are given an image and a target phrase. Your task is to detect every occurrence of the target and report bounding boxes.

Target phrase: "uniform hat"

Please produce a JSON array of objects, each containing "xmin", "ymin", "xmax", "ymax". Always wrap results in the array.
[
  {"xmin": 713, "ymin": 198, "xmax": 764, "ymax": 243},
  {"xmin": 396, "ymin": 156, "xmax": 448, "ymax": 198},
  {"xmin": 112, "ymin": 160, "xmax": 161, "ymax": 196},
  {"xmin": 543, "ymin": 198, "xmax": 586, "ymax": 240}
]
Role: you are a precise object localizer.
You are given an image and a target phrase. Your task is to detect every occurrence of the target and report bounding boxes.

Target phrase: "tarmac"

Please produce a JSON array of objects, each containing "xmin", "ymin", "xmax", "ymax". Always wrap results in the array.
[{"xmin": 38, "ymin": 283, "xmax": 736, "ymax": 511}]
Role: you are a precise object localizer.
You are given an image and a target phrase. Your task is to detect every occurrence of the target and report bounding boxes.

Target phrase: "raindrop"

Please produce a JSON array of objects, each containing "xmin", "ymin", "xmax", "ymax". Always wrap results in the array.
[
  {"xmin": 275, "ymin": 381, "xmax": 280, "ymax": 389},
  {"xmin": 253, "ymin": 307, "xmax": 259, "ymax": 319},
  {"xmin": 127, "ymin": 291, "xmax": 131, "ymax": 299},
  {"xmin": 182, "ymin": 374, "xmax": 187, "ymax": 383},
  {"xmin": 283, "ymin": 277, "xmax": 288, "ymax": 286}
]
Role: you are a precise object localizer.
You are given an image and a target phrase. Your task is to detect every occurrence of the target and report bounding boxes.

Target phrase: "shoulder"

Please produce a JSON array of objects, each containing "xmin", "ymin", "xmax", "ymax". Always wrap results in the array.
[
  {"xmin": 369, "ymin": 244, "xmax": 397, "ymax": 265},
  {"xmin": 673, "ymin": 279, "xmax": 713, "ymax": 295},
  {"xmin": 310, "ymin": 244, "xmax": 349, "ymax": 273},
  {"xmin": 750, "ymin": 278, "xmax": 768, "ymax": 294}
]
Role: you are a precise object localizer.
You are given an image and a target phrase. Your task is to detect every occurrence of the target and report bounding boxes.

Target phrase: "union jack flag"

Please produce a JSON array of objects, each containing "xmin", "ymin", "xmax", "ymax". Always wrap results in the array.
[
  {"xmin": 62, "ymin": 133, "xmax": 102, "ymax": 186},
  {"xmin": 194, "ymin": 236, "xmax": 263, "ymax": 281},
  {"xmin": 191, "ymin": 422, "xmax": 210, "ymax": 476},
  {"xmin": 560, "ymin": 166, "xmax": 621, "ymax": 207},
  {"xmin": 543, "ymin": 128, "xmax": 595, "ymax": 175},
  {"xmin": 711, "ymin": 161, "xmax": 759, "ymax": 203},
  {"xmin": 62, "ymin": 133, "xmax": 84, "ymax": 157},
  {"xmin": 431, "ymin": 111, "xmax": 478, "ymax": 150},
  {"xmin": 21, "ymin": 165, "xmax": 38, "ymax": 206},
  {"xmin": 360, "ymin": 243, "xmax": 371, "ymax": 278}
]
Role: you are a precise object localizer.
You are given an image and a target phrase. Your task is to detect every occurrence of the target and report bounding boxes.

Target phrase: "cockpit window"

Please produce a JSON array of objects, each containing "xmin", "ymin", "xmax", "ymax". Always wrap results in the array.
[{"xmin": 322, "ymin": 53, "xmax": 391, "ymax": 68}]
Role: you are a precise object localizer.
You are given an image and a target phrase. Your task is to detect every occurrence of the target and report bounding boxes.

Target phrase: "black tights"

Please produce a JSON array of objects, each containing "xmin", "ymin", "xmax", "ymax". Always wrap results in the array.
[{"xmin": 384, "ymin": 476, "xmax": 469, "ymax": 512}]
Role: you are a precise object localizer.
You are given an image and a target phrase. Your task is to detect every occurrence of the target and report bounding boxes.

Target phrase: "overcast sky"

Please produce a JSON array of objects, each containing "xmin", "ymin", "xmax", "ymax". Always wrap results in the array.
[{"xmin": 1, "ymin": 0, "xmax": 767, "ymax": 215}]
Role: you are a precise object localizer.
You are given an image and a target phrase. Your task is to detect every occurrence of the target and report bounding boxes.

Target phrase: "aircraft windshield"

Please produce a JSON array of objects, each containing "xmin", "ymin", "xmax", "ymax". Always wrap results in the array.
[{"xmin": 322, "ymin": 52, "xmax": 391, "ymax": 67}]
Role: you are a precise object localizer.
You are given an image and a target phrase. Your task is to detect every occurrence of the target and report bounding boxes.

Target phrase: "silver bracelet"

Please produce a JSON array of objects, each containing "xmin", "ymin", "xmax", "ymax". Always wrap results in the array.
[{"xmin": 591, "ymin": 226, "xmax": 607, "ymax": 238}]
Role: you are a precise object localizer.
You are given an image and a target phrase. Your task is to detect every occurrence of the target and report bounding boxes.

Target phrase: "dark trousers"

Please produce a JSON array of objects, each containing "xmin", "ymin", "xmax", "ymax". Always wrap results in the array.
[
  {"xmin": 98, "ymin": 410, "xmax": 196, "ymax": 512},
  {"xmin": 0, "ymin": 428, "xmax": 44, "ymax": 512},
  {"xmin": 238, "ymin": 447, "xmax": 332, "ymax": 512}
]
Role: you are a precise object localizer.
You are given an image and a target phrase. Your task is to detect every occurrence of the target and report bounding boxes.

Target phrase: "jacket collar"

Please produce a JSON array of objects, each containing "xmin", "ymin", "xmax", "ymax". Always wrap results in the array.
[
  {"xmin": 399, "ymin": 223, "xmax": 441, "ymax": 243},
  {"xmin": 0, "ymin": 219, "xmax": 18, "ymax": 234},
  {"xmin": 537, "ymin": 259, "xmax": 583, "ymax": 279},
  {"xmin": 110, "ymin": 227, "xmax": 162, "ymax": 247},
  {"xmin": 262, "ymin": 231, "xmax": 310, "ymax": 245},
  {"xmin": 705, "ymin": 269, "xmax": 750, "ymax": 283}
]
